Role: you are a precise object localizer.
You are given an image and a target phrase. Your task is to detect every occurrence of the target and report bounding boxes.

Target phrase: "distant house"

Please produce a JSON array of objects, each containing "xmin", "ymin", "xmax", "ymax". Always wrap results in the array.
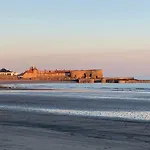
[
  {"xmin": 0, "ymin": 68, "xmax": 11, "ymax": 75},
  {"xmin": 0, "ymin": 68, "xmax": 18, "ymax": 76}
]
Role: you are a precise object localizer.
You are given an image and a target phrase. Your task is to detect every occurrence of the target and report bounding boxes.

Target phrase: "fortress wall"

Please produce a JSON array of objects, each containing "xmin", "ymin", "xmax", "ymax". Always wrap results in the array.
[
  {"xmin": 70, "ymin": 71, "xmax": 85, "ymax": 79},
  {"xmin": 90, "ymin": 70, "xmax": 103, "ymax": 79},
  {"xmin": 37, "ymin": 73, "xmax": 66, "ymax": 78},
  {"xmin": 22, "ymin": 67, "xmax": 103, "ymax": 80},
  {"xmin": 70, "ymin": 70, "xmax": 103, "ymax": 79},
  {"xmin": 23, "ymin": 72, "xmax": 66, "ymax": 79},
  {"xmin": 23, "ymin": 72, "xmax": 37, "ymax": 79},
  {"xmin": 22, "ymin": 67, "xmax": 66, "ymax": 80}
]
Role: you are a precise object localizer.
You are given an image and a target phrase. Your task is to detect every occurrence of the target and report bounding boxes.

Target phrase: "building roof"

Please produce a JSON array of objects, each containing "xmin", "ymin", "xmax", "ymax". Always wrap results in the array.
[{"xmin": 0, "ymin": 68, "xmax": 12, "ymax": 72}]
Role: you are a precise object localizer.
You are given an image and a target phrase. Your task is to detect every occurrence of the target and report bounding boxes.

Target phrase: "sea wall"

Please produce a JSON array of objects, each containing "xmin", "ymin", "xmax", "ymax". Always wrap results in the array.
[{"xmin": 78, "ymin": 78, "xmax": 95, "ymax": 83}]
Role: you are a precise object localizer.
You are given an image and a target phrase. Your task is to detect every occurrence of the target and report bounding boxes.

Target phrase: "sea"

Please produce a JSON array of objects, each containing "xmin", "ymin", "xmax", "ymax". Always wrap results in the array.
[{"xmin": 0, "ymin": 83, "xmax": 150, "ymax": 122}]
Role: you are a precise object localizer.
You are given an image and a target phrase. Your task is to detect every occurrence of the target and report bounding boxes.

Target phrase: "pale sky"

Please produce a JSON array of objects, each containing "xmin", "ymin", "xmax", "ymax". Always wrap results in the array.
[{"xmin": 0, "ymin": 0, "xmax": 150, "ymax": 78}]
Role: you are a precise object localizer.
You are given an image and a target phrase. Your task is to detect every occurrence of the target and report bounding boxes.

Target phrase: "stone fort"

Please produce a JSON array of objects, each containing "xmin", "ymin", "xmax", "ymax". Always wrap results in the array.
[{"xmin": 22, "ymin": 67, "xmax": 103, "ymax": 81}]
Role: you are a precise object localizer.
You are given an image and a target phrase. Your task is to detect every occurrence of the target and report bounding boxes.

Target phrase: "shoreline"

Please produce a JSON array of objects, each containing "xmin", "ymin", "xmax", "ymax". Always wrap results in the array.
[
  {"xmin": 0, "ymin": 94, "xmax": 150, "ymax": 149},
  {"xmin": 1, "ymin": 79, "xmax": 150, "ymax": 84},
  {"xmin": 0, "ymin": 80, "xmax": 77, "ymax": 84}
]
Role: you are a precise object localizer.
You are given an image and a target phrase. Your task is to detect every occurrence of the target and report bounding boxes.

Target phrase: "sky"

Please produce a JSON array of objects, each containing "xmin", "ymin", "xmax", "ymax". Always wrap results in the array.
[{"xmin": 0, "ymin": 0, "xmax": 150, "ymax": 78}]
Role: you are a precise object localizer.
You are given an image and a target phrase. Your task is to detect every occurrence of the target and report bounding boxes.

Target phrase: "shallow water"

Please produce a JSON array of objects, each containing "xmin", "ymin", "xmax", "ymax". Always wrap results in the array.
[{"xmin": 0, "ymin": 83, "xmax": 150, "ymax": 121}]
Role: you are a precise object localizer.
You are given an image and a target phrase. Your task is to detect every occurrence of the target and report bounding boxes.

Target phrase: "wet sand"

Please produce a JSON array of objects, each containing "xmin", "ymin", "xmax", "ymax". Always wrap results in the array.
[
  {"xmin": 0, "ymin": 95, "xmax": 150, "ymax": 150},
  {"xmin": 0, "ymin": 80, "xmax": 77, "ymax": 84}
]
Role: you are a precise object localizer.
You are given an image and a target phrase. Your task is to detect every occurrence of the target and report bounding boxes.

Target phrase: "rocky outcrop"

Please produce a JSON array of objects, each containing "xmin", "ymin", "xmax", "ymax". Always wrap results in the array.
[{"xmin": 78, "ymin": 78, "xmax": 95, "ymax": 83}]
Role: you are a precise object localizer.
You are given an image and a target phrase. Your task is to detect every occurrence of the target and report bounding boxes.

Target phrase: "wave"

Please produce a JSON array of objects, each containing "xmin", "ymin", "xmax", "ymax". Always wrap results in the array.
[
  {"xmin": 4, "ymin": 83, "xmax": 150, "ymax": 93},
  {"xmin": 0, "ymin": 104, "xmax": 150, "ymax": 121}
]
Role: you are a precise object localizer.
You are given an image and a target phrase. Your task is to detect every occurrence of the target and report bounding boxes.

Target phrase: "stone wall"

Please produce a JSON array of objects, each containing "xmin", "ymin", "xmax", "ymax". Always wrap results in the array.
[
  {"xmin": 70, "ymin": 70, "xmax": 85, "ymax": 79},
  {"xmin": 22, "ymin": 67, "xmax": 103, "ymax": 80},
  {"xmin": 70, "ymin": 70, "xmax": 103, "ymax": 79},
  {"xmin": 78, "ymin": 78, "xmax": 95, "ymax": 83},
  {"xmin": 22, "ymin": 67, "xmax": 66, "ymax": 80}
]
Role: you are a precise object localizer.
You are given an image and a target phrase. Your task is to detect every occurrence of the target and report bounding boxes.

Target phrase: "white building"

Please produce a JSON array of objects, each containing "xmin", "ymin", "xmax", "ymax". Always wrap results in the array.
[{"xmin": 0, "ymin": 68, "xmax": 18, "ymax": 76}]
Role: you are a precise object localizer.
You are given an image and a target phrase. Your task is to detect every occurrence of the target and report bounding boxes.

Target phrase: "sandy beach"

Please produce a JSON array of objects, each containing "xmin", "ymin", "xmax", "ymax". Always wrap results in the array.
[
  {"xmin": 1, "ymin": 111, "xmax": 150, "ymax": 150},
  {"xmin": 0, "ymin": 94, "xmax": 150, "ymax": 150}
]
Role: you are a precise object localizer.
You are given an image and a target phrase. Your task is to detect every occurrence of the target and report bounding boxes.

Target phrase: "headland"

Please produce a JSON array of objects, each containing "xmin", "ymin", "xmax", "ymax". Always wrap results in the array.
[{"xmin": 0, "ymin": 66, "xmax": 150, "ymax": 83}]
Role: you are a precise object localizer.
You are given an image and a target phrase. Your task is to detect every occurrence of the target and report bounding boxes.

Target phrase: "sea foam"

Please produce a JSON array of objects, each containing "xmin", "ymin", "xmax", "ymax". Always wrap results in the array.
[{"xmin": 0, "ymin": 104, "xmax": 150, "ymax": 121}]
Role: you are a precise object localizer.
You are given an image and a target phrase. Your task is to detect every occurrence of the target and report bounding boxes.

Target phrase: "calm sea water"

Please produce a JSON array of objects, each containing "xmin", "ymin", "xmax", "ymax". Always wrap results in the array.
[{"xmin": 0, "ymin": 83, "xmax": 150, "ymax": 121}]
